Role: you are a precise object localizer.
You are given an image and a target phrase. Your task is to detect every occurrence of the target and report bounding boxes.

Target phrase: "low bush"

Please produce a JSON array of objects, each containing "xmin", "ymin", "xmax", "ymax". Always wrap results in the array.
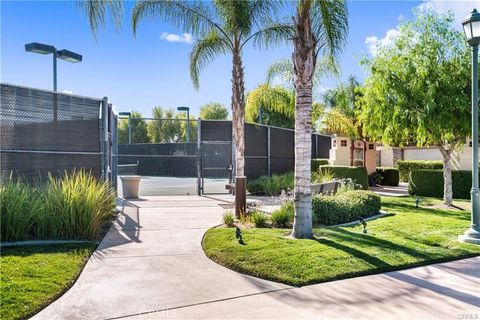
[
  {"xmin": 271, "ymin": 201, "xmax": 294, "ymax": 228},
  {"xmin": 397, "ymin": 160, "xmax": 443, "ymax": 182},
  {"xmin": 311, "ymin": 159, "xmax": 329, "ymax": 172},
  {"xmin": 376, "ymin": 167, "xmax": 399, "ymax": 186},
  {"xmin": 312, "ymin": 190, "xmax": 381, "ymax": 225},
  {"xmin": 247, "ymin": 172, "xmax": 294, "ymax": 196},
  {"xmin": 409, "ymin": 169, "xmax": 475, "ymax": 199},
  {"xmin": 249, "ymin": 211, "xmax": 269, "ymax": 228},
  {"xmin": 319, "ymin": 165, "xmax": 369, "ymax": 190},
  {"xmin": 0, "ymin": 179, "xmax": 41, "ymax": 242},
  {"xmin": 0, "ymin": 170, "xmax": 116, "ymax": 242},
  {"xmin": 223, "ymin": 212, "xmax": 235, "ymax": 227},
  {"xmin": 312, "ymin": 167, "xmax": 335, "ymax": 183}
]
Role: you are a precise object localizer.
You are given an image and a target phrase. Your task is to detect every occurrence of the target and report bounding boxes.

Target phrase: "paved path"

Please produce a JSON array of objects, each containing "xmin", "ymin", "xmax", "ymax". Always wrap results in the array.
[{"xmin": 35, "ymin": 196, "xmax": 479, "ymax": 320}]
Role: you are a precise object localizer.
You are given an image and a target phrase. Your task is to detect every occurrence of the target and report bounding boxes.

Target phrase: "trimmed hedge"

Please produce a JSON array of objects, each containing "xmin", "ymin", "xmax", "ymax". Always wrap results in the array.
[
  {"xmin": 311, "ymin": 159, "xmax": 329, "ymax": 171},
  {"xmin": 397, "ymin": 160, "xmax": 443, "ymax": 182},
  {"xmin": 312, "ymin": 190, "xmax": 381, "ymax": 225},
  {"xmin": 376, "ymin": 167, "xmax": 399, "ymax": 186},
  {"xmin": 319, "ymin": 165, "xmax": 368, "ymax": 190},
  {"xmin": 408, "ymin": 169, "xmax": 475, "ymax": 199}
]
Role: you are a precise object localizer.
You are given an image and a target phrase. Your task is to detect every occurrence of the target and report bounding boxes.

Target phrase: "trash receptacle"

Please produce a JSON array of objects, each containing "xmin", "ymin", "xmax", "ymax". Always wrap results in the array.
[{"xmin": 120, "ymin": 176, "xmax": 141, "ymax": 199}]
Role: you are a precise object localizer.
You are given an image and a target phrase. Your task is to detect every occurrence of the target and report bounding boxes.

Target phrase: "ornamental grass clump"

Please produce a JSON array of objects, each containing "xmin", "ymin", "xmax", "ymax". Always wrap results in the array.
[
  {"xmin": 222, "ymin": 212, "xmax": 235, "ymax": 227},
  {"xmin": 249, "ymin": 211, "xmax": 269, "ymax": 228},
  {"xmin": 271, "ymin": 201, "xmax": 294, "ymax": 228},
  {"xmin": 0, "ymin": 178, "xmax": 41, "ymax": 242},
  {"xmin": 38, "ymin": 170, "xmax": 116, "ymax": 239}
]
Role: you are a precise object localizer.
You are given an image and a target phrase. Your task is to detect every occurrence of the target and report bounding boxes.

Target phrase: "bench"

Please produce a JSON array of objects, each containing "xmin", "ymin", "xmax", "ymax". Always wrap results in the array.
[{"xmin": 311, "ymin": 181, "xmax": 340, "ymax": 196}]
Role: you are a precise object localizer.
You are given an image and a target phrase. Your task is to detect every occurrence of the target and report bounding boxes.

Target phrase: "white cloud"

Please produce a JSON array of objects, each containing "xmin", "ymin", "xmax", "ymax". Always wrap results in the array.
[
  {"xmin": 61, "ymin": 90, "xmax": 73, "ymax": 94},
  {"xmin": 365, "ymin": 28, "xmax": 400, "ymax": 56},
  {"xmin": 417, "ymin": 0, "xmax": 477, "ymax": 25},
  {"xmin": 160, "ymin": 32, "xmax": 193, "ymax": 44}
]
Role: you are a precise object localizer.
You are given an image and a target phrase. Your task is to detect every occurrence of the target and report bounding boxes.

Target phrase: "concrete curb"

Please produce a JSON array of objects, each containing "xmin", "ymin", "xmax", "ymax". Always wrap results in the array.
[{"xmin": 1, "ymin": 240, "xmax": 97, "ymax": 247}]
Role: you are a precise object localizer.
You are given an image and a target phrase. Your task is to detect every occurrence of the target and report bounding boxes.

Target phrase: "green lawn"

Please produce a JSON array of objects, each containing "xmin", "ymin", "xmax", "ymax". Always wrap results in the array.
[
  {"xmin": 203, "ymin": 196, "xmax": 480, "ymax": 286},
  {"xmin": 0, "ymin": 243, "xmax": 96, "ymax": 320}
]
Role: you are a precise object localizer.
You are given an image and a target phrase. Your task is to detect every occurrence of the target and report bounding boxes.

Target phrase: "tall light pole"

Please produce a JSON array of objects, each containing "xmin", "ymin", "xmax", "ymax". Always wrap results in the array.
[
  {"xmin": 119, "ymin": 112, "xmax": 132, "ymax": 144},
  {"xmin": 460, "ymin": 9, "xmax": 480, "ymax": 245},
  {"xmin": 25, "ymin": 42, "xmax": 82, "ymax": 92},
  {"xmin": 177, "ymin": 106, "xmax": 190, "ymax": 143}
]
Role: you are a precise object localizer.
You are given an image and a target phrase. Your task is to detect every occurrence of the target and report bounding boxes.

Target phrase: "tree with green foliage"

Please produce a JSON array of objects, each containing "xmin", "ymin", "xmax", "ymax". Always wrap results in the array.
[
  {"xmin": 147, "ymin": 106, "xmax": 197, "ymax": 143},
  {"xmin": 199, "ymin": 102, "xmax": 228, "ymax": 120},
  {"xmin": 80, "ymin": 0, "xmax": 290, "ymax": 179},
  {"xmin": 118, "ymin": 111, "xmax": 148, "ymax": 144},
  {"xmin": 357, "ymin": 10, "xmax": 470, "ymax": 206}
]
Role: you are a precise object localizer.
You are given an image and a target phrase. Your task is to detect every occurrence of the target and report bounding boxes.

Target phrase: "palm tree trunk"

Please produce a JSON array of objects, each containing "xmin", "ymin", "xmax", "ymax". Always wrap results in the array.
[
  {"xmin": 439, "ymin": 147, "xmax": 453, "ymax": 206},
  {"xmin": 231, "ymin": 47, "xmax": 245, "ymax": 177},
  {"xmin": 291, "ymin": 9, "xmax": 316, "ymax": 239}
]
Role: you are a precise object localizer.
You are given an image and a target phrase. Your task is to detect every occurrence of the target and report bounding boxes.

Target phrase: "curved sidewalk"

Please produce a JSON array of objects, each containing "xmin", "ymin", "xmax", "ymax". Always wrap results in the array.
[{"xmin": 35, "ymin": 196, "xmax": 479, "ymax": 320}]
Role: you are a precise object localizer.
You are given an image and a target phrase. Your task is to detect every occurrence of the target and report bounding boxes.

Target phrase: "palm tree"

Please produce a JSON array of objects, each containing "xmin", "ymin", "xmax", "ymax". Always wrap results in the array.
[
  {"xmin": 131, "ymin": 0, "xmax": 290, "ymax": 179},
  {"xmin": 80, "ymin": 0, "xmax": 290, "ymax": 188},
  {"xmin": 290, "ymin": 0, "xmax": 348, "ymax": 239}
]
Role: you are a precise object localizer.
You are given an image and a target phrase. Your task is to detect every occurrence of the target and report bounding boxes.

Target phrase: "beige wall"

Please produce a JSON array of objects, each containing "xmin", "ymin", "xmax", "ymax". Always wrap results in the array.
[
  {"xmin": 329, "ymin": 136, "xmax": 377, "ymax": 173},
  {"xmin": 378, "ymin": 143, "xmax": 477, "ymax": 170}
]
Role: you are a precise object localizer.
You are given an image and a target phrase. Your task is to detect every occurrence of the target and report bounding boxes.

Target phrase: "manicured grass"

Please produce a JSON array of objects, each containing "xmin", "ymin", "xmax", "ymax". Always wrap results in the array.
[
  {"xmin": 203, "ymin": 196, "xmax": 480, "ymax": 286},
  {"xmin": 0, "ymin": 243, "xmax": 96, "ymax": 320}
]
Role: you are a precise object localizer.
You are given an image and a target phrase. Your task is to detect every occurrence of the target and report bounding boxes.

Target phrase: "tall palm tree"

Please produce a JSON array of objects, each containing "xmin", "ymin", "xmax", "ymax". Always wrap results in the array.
[
  {"xmin": 80, "ymin": 0, "xmax": 290, "ymax": 180},
  {"xmin": 133, "ymin": 0, "xmax": 291, "ymax": 179},
  {"xmin": 290, "ymin": 0, "xmax": 348, "ymax": 239}
]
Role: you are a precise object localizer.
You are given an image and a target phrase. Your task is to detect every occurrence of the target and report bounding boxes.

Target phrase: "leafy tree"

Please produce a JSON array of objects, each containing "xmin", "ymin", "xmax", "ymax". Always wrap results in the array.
[
  {"xmin": 357, "ymin": 10, "xmax": 470, "ymax": 206},
  {"xmin": 118, "ymin": 111, "xmax": 148, "ymax": 144},
  {"xmin": 245, "ymin": 84, "xmax": 325, "ymax": 129},
  {"xmin": 147, "ymin": 106, "xmax": 197, "ymax": 143},
  {"xmin": 289, "ymin": 0, "xmax": 348, "ymax": 238},
  {"xmin": 199, "ymin": 102, "xmax": 228, "ymax": 120}
]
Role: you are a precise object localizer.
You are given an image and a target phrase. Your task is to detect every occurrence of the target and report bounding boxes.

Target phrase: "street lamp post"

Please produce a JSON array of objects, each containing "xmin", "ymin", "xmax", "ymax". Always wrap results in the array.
[
  {"xmin": 177, "ymin": 106, "xmax": 190, "ymax": 143},
  {"xmin": 460, "ymin": 9, "xmax": 480, "ymax": 245},
  {"xmin": 25, "ymin": 42, "xmax": 82, "ymax": 92},
  {"xmin": 119, "ymin": 112, "xmax": 132, "ymax": 144}
]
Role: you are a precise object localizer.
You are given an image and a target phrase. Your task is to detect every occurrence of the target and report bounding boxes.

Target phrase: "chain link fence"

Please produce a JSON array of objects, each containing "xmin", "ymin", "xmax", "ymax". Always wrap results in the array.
[{"xmin": 0, "ymin": 83, "xmax": 114, "ymax": 184}]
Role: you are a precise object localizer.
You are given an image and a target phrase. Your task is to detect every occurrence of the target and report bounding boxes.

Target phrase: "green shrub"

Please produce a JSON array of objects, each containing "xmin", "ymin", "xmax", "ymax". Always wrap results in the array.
[
  {"xmin": 312, "ymin": 190, "xmax": 381, "ymax": 225},
  {"xmin": 397, "ymin": 160, "xmax": 443, "ymax": 182},
  {"xmin": 311, "ymin": 159, "xmax": 329, "ymax": 171},
  {"xmin": 312, "ymin": 167, "xmax": 335, "ymax": 183},
  {"xmin": 319, "ymin": 165, "xmax": 368, "ymax": 190},
  {"xmin": 376, "ymin": 167, "xmax": 399, "ymax": 186},
  {"xmin": 0, "ymin": 170, "xmax": 116, "ymax": 241},
  {"xmin": 409, "ymin": 169, "xmax": 475, "ymax": 199},
  {"xmin": 0, "ymin": 178, "xmax": 41, "ymax": 242},
  {"xmin": 249, "ymin": 211, "xmax": 268, "ymax": 228},
  {"xmin": 223, "ymin": 212, "xmax": 235, "ymax": 227},
  {"xmin": 247, "ymin": 172, "xmax": 294, "ymax": 196},
  {"xmin": 271, "ymin": 201, "xmax": 294, "ymax": 228}
]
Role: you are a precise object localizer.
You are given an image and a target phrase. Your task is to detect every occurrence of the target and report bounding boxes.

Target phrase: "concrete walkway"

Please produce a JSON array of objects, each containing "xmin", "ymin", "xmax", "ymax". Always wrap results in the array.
[{"xmin": 35, "ymin": 196, "xmax": 479, "ymax": 320}]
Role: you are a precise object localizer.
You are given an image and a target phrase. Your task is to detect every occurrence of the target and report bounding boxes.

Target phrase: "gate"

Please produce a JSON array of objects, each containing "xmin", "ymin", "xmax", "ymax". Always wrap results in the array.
[{"xmin": 201, "ymin": 141, "xmax": 232, "ymax": 194}]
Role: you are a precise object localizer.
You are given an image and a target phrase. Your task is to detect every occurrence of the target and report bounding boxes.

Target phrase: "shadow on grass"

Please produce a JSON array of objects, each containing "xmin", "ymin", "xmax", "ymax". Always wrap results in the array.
[
  {"xmin": 382, "ymin": 200, "xmax": 470, "ymax": 221},
  {"xmin": 0, "ymin": 243, "xmax": 96, "ymax": 257}
]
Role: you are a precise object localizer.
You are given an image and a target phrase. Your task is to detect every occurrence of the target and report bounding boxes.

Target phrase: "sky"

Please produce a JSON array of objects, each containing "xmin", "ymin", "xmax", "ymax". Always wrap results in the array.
[{"xmin": 1, "ymin": 0, "xmax": 477, "ymax": 117}]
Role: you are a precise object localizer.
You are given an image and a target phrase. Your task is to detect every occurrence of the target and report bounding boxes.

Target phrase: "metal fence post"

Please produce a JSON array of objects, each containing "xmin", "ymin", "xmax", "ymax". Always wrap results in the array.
[
  {"xmin": 101, "ymin": 97, "xmax": 109, "ymax": 182},
  {"xmin": 197, "ymin": 118, "xmax": 202, "ymax": 196},
  {"xmin": 267, "ymin": 126, "xmax": 271, "ymax": 176}
]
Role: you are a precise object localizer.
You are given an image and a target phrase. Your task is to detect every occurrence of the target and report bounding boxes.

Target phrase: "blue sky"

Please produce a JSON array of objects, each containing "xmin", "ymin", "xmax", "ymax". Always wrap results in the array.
[{"xmin": 1, "ymin": 0, "xmax": 476, "ymax": 117}]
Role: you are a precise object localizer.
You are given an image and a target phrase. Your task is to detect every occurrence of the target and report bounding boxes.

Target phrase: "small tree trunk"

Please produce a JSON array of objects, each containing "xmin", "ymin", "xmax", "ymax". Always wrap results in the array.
[
  {"xmin": 231, "ymin": 47, "xmax": 245, "ymax": 177},
  {"xmin": 291, "ymin": 8, "xmax": 316, "ymax": 239},
  {"xmin": 439, "ymin": 147, "xmax": 453, "ymax": 206}
]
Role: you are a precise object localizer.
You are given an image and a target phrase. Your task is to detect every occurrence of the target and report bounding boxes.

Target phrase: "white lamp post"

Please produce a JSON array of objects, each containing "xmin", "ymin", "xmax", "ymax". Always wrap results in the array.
[{"xmin": 459, "ymin": 9, "xmax": 480, "ymax": 244}]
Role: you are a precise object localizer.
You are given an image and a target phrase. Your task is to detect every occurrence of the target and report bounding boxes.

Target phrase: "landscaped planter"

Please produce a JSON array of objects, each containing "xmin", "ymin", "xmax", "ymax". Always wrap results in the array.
[
  {"xmin": 311, "ymin": 181, "xmax": 339, "ymax": 195},
  {"xmin": 120, "ymin": 175, "xmax": 141, "ymax": 198}
]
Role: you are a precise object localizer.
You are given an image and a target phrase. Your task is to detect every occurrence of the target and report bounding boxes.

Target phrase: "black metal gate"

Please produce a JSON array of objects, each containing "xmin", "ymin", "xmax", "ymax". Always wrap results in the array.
[{"xmin": 201, "ymin": 141, "xmax": 232, "ymax": 194}]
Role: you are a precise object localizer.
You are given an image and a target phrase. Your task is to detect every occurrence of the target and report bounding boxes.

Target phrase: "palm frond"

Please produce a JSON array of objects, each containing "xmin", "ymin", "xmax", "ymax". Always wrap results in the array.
[
  {"xmin": 77, "ymin": 0, "xmax": 123, "ymax": 37},
  {"xmin": 266, "ymin": 59, "xmax": 295, "ymax": 89},
  {"xmin": 132, "ymin": 0, "xmax": 231, "ymax": 46},
  {"xmin": 320, "ymin": 109, "xmax": 357, "ymax": 137},
  {"xmin": 214, "ymin": 0, "xmax": 252, "ymax": 36},
  {"xmin": 311, "ymin": 0, "xmax": 349, "ymax": 59},
  {"xmin": 190, "ymin": 30, "xmax": 230, "ymax": 90},
  {"xmin": 242, "ymin": 21, "xmax": 292, "ymax": 49},
  {"xmin": 245, "ymin": 84, "xmax": 295, "ymax": 122}
]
